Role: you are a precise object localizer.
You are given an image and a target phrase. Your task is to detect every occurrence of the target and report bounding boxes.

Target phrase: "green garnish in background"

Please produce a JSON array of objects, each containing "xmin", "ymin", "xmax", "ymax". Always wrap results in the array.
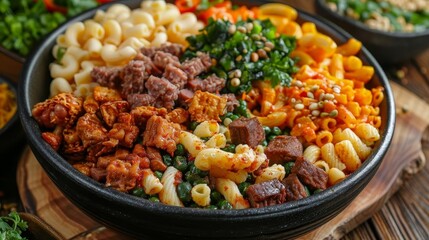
[{"xmin": 0, "ymin": 211, "xmax": 28, "ymax": 240}]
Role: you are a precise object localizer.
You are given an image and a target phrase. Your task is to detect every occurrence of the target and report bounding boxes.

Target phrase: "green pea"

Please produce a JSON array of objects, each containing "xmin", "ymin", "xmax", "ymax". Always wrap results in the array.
[
  {"xmin": 217, "ymin": 200, "xmax": 233, "ymax": 209},
  {"xmin": 238, "ymin": 182, "xmax": 251, "ymax": 197},
  {"xmin": 132, "ymin": 187, "xmax": 147, "ymax": 198},
  {"xmin": 185, "ymin": 171, "xmax": 201, "ymax": 184},
  {"xmin": 193, "ymin": 177, "xmax": 209, "ymax": 185},
  {"xmin": 234, "ymin": 99, "xmax": 248, "ymax": 117},
  {"xmin": 230, "ymin": 114, "xmax": 240, "ymax": 121},
  {"xmin": 189, "ymin": 163, "xmax": 208, "ymax": 177},
  {"xmin": 154, "ymin": 171, "xmax": 163, "ymax": 180},
  {"xmin": 177, "ymin": 182, "xmax": 192, "ymax": 203},
  {"xmin": 284, "ymin": 162, "xmax": 295, "ymax": 176},
  {"xmin": 221, "ymin": 112, "xmax": 234, "ymax": 122},
  {"xmin": 222, "ymin": 144, "xmax": 236, "ymax": 153},
  {"xmin": 149, "ymin": 196, "xmax": 160, "ymax": 203},
  {"xmin": 205, "ymin": 205, "xmax": 218, "ymax": 210},
  {"xmin": 263, "ymin": 126, "xmax": 271, "ymax": 135},
  {"xmin": 162, "ymin": 154, "xmax": 173, "ymax": 166},
  {"xmin": 174, "ymin": 143, "xmax": 186, "ymax": 156},
  {"xmin": 210, "ymin": 191, "xmax": 224, "ymax": 203},
  {"xmin": 271, "ymin": 126, "xmax": 282, "ymax": 135},
  {"xmin": 174, "ymin": 156, "xmax": 188, "ymax": 172},
  {"xmin": 267, "ymin": 134, "xmax": 277, "ymax": 142},
  {"xmin": 188, "ymin": 121, "xmax": 199, "ymax": 131},
  {"xmin": 261, "ymin": 140, "xmax": 268, "ymax": 147}
]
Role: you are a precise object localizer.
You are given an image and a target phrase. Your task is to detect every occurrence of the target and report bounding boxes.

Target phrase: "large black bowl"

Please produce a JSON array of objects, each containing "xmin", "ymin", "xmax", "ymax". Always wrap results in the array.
[
  {"xmin": 315, "ymin": 0, "xmax": 429, "ymax": 65},
  {"xmin": 18, "ymin": 0, "xmax": 395, "ymax": 239}
]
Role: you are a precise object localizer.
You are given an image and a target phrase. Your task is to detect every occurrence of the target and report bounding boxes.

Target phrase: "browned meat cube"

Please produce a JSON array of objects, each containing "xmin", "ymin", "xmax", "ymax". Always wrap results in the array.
[
  {"xmin": 282, "ymin": 173, "xmax": 308, "ymax": 202},
  {"xmin": 131, "ymin": 106, "xmax": 167, "ymax": 129},
  {"xmin": 76, "ymin": 113, "xmax": 109, "ymax": 148},
  {"xmin": 246, "ymin": 179, "xmax": 286, "ymax": 208},
  {"xmin": 142, "ymin": 115, "xmax": 181, "ymax": 156},
  {"xmin": 146, "ymin": 147, "xmax": 167, "ymax": 172},
  {"xmin": 188, "ymin": 90, "xmax": 227, "ymax": 122},
  {"xmin": 91, "ymin": 66, "xmax": 122, "ymax": 89},
  {"xmin": 265, "ymin": 135, "xmax": 303, "ymax": 165},
  {"xmin": 229, "ymin": 117, "xmax": 265, "ymax": 148},
  {"xmin": 292, "ymin": 157, "xmax": 328, "ymax": 190},
  {"xmin": 93, "ymin": 86, "xmax": 122, "ymax": 104},
  {"xmin": 100, "ymin": 101, "xmax": 130, "ymax": 127},
  {"xmin": 32, "ymin": 93, "xmax": 83, "ymax": 129},
  {"xmin": 120, "ymin": 60, "xmax": 147, "ymax": 96},
  {"xmin": 106, "ymin": 159, "xmax": 140, "ymax": 192}
]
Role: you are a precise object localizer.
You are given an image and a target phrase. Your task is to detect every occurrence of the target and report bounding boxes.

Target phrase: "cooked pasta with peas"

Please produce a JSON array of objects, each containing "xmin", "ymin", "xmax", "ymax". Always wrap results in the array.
[{"xmin": 31, "ymin": 0, "xmax": 384, "ymax": 209}]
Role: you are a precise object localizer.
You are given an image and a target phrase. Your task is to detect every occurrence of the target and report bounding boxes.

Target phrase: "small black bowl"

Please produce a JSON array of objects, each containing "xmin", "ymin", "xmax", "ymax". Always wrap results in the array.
[
  {"xmin": 0, "ymin": 75, "xmax": 25, "ymax": 156},
  {"xmin": 18, "ymin": 0, "xmax": 396, "ymax": 239},
  {"xmin": 315, "ymin": 0, "xmax": 429, "ymax": 65}
]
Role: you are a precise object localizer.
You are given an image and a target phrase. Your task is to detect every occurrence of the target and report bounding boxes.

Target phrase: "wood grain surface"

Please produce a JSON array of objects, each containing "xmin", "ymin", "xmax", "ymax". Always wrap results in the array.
[{"xmin": 16, "ymin": 81, "xmax": 427, "ymax": 240}]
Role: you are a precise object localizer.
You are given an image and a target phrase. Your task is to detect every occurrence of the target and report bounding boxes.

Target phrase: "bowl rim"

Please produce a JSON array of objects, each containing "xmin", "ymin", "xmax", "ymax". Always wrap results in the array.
[
  {"xmin": 0, "ymin": 75, "xmax": 18, "ymax": 135},
  {"xmin": 18, "ymin": 0, "xmax": 396, "ymax": 224},
  {"xmin": 315, "ymin": 0, "xmax": 429, "ymax": 38}
]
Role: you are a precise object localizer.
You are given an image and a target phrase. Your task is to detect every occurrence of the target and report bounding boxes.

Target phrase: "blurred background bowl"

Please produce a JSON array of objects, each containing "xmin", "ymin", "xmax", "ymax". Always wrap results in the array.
[
  {"xmin": 18, "ymin": 0, "xmax": 395, "ymax": 239},
  {"xmin": 0, "ymin": 75, "xmax": 25, "ymax": 157},
  {"xmin": 315, "ymin": 0, "xmax": 429, "ymax": 65}
]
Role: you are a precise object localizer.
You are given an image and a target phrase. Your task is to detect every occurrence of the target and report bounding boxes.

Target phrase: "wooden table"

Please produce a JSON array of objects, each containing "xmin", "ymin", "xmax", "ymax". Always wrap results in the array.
[{"xmin": 1, "ymin": 0, "xmax": 428, "ymax": 239}]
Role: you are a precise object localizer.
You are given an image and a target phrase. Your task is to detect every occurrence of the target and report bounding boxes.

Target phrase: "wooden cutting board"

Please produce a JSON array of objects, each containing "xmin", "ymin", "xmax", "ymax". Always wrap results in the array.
[{"xmin": 17, "ymin": 81, "xmax": 428, "ymax": 240}]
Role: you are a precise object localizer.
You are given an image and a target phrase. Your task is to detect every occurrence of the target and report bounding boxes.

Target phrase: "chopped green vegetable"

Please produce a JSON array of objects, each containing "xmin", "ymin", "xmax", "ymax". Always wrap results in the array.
[
  {"xmin": 0, "ymin": 211, "xmax": 28, "ymax": 240},
  {"xmin": 0, "ymin": 0, "xmax": 101, "ymax": 56},
  {"xmin": 184, "ymin": 18, "xmax": 298, "ymax": 94},
  {"xmin": 326, "ymin": 0, "xmax": 429, "ymax": 32}
]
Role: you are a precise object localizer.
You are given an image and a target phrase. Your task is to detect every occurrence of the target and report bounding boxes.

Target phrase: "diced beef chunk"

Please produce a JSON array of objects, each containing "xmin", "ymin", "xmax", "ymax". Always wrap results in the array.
[
  {"xmin": 140, "ymin": 46, "xmax": 157, "ymax": 58},
  {"xmin": 188, "ymin": 74, "xmax": 226, "ymax": 93},
  {"xmin": 292, "ymin": 157, "xmax": 328, "ymax": 190},
  {"xmin": 163, "ymin": 63, "xmax": 188, "ymax": 89},
  {"xmin": 188, "ymin": 90, "xmax": 227, "ymax": 122},
  {"xmin": 178, "ymin": 89, "xmax": 194, "ymax": 104},
  {"xmin": 282, "ymin": 173, "xmax": 308, "ymax": 202},
  {"xmin": 140, "ymin": 43, "xmax": 183, "ymax": 58},
  {"xmin": 222, "ymin": 93, "xmax": 239, "ymax": 112},
  {"xmin": 229, "ymin": 117, "xmax": 265, "ymax": 148},
  {"xmin": 91, "ymin": 66, "xmax": 122, "ymax": 89},
  {"xmin": 133, "ymin": 54, "xmax": 162, "ymax": 76},
  {"xmin": 181, "ymin": 53, "xmax": 212, "ymax": 79},
  {"xmin": 246, "ymin": 179, "xmax": 286, "ymax": 208},
  {"xmin": 120, "ymin": 60, "xmax": 147, "ymax": 96},
  {"xmin": 153, "ymin": 51, "xmax": 180, "ymax": 69},
  {"xmin": 142, "ymin": 115, "xmax": 180, "ymax": 156},
  {"xmin": 32, "ymin": 93, "xmax": 83, "ymax": 129},
  {"xmin": 127, "ymin": 93, "xmax": 155, "ymax": 109},
  {"xmin": 158, "ymin": 43, "xmax": 183, "ymax": 57},
  {"xmin": 145, "ymin": 75, "xmax": 179, "ymax": 110},
  {"xmin": 265, "ymin": 136, "xmax": 303, "ymax": 165}
]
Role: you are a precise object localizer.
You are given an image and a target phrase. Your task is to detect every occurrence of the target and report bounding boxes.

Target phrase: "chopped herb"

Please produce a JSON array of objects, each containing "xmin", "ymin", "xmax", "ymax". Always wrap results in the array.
[
  {"xmin": 0, "ymin": 211, "xmax": 28, "ymax": 240},
  {"xmin": 184, "ymin": 18, "xmax": 297, "ymax": 94}
]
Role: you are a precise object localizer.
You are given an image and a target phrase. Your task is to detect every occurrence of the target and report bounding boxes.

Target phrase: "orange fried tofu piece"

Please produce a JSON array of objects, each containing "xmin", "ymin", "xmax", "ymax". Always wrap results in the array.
[
  {"xmin": 93, "ymin": 86, "xmax": 123, "ymax": 104},
  {"xmin": 188, "ymin": 90, "xmax": 226, "ymax": 122}
]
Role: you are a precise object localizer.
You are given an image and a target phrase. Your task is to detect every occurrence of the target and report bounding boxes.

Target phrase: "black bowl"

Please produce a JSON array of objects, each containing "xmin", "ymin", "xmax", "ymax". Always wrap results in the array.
[
  {"xmin": 0, "ymin": 75, "xmax": 25, "ymax": 156},
  {"xmin": 18, "ymin": 0, "xmax": 396, "ymax": 239},
  {"xmin": 315, "ymin": 0, "xmax": 429, "ymax": 65}
]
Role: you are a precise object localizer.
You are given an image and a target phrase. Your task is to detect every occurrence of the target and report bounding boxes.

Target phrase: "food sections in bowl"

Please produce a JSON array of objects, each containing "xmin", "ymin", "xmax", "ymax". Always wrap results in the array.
[{"xmin": 30, "ymin": 0, "xmax": 385, "ymax": 210}]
